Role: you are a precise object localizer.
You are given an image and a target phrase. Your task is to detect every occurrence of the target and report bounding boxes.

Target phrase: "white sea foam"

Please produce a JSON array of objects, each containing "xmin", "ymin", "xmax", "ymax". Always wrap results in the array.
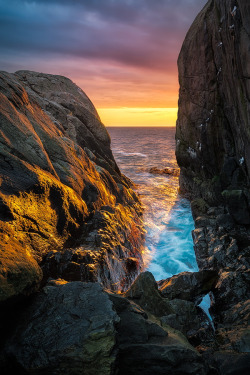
[
  {"xmin": 117, "ymin": 151, "xmax": 148, "ymax": 157},
  {"xmin": 108, "ymin": 127, "xmax": 211, "ymax": 315}
]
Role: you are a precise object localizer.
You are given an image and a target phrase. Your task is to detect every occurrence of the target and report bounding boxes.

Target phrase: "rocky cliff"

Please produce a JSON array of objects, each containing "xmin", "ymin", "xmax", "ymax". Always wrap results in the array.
[
  {"xmin": 1, "ymin": 1, "xmax": 250, "ymax": 372},
  {"xmin": 176, "ymin": 0, "xmax": 250, "ymax": 219},
  {"xmin": 0, "ymin": 70, "xmax": 220, "ymax": 375},
  {"xmin": 0, "ymin": 70, "xmax": 145, "ymax": 304},
  {"xmin": 176, "ymin": 0, "xmax": 250, "ymax": 373}
]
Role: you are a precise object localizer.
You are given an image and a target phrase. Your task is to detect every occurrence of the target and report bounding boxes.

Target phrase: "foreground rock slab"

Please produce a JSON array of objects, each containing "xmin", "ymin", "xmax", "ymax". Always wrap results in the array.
[
  {"xmin": 124, "ymin": 272, "xmax": 215, "ymax": 351},
  {"xmin": 158, "ymin": 270, "xmax": 218, "ymax": 305},
  {"xmin": 2, "ymin": 276, "xmax": 211, "ymax": 375},
  {"xmin": 5, "ymin": 281, "xmax": 119, "ymax": 375},
  {"xmin": 110, "ymin": 289, "xmax": 208, "ymax": 374}
]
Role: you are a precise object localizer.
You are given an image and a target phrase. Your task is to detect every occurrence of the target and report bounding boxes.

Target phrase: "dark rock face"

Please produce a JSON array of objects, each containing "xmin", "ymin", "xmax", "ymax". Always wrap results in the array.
[
  {"xmin": 124, "ymin": 272, "xmax": 215, "ymax": 353},
  {"xmin": 158, "ymin": 270, "xmax": 218, "ymax": 305},
  {"xmin": 124, "ymin": 271, "xmax": 174, "ymax": 316},
  {"xmin": 192, "ymin": 209, "xmax": 250, "ymax": 354},
  {"xmin": 113, "ymin": 272, "xmax": 209, "ymax": 375},
  {"xmin": 110, "ymin": 273, "xmax": 209, "ymax": 375},
  {"xmin": 0, "ymin": 70, "xmax": 144, "ymax": 301},
  {"xmin": 176, "ymin": 0, "xmax": 250, "ymax": 372},
  {"xmin": 2, "ymin": 276, "xmax": 211, "ymax": 375},
  {"xmin": 5, "ymin": 281, "xmax": 119, "ymax": 375},
  {"xmin": 176, "ymin": 0, "xmax": 250, "ymax": 216}
]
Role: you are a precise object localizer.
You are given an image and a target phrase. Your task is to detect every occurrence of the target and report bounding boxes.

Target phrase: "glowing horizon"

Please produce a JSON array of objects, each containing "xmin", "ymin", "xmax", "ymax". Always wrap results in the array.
[
  {"xmin": 0, "ymin": 0, "xmax": 207, "ymax": 127},
  {"xmin": 98, "ymin": 107, "xmax": 178, "ymax": 127}
]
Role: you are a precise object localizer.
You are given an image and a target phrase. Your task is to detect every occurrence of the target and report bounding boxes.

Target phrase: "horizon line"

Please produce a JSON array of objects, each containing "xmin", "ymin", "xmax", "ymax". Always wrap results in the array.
[{"xmin": 106, "ymin": 125, "xmax": 176, "ymax": 127}]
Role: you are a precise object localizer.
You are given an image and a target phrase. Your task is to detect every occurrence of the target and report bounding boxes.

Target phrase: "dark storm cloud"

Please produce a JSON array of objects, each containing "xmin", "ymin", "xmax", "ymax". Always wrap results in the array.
[{"xmin": 0, "ymin": 0, "xmax": 207, "ymax": 71}]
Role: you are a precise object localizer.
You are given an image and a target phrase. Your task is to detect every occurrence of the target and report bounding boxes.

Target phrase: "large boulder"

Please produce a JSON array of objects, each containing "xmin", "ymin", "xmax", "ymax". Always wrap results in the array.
[
  {"xmin": 124, "ymin": 272, "xmax": 215, "ymax": 351},
  {"xmin": 175, "ymin": 1, "xmax": 250, "ymax": 371},
  {"xmin": 124, "ymin": 271, "xmax": 174, "ymax": 316},
  {"xmin": 109, "ymin": 293, "xmax": 208, "ymax": 375},
  {"xmin": 0, "ymin": 70, "xmax": 144, "ymax": 301},
  {"xmin": 5, "ymin": 281, "xmax": 119, "ymax": 375},
  {"xmin": 2, "ymin": 278, "xmax": 210, "ymax": 375},
  {"xmin": 158, "ymin": 270, "xmax": 218, "ymax": 305}
]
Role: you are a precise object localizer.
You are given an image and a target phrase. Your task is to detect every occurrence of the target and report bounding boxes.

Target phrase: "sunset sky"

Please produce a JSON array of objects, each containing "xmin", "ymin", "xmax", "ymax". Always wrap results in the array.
[{"xmin": 0, "ymin": 0, "xmax": 207, "ymax": 126}]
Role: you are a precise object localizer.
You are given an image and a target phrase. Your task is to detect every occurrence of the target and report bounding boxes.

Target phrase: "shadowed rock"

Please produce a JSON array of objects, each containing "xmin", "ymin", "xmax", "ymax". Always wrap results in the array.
[
  {"xmin": 158, "ymin": 270, "xmax": 218, "ymax": 305},
  {"xmin": 176, "ymin": 0, "xmax": 250, "ymax": 217},
  {"xmin": 109, "ymin": 292, "xmax": 208, "ymax": 375},
  {"xmin": 124, "ymin": 272, "xmax": 215, "ymax": 351},
  {"xmin": 2, "ymin": 278, "xmax": 209, "ymax": 375},
  {"xmin": 124, "ymin": 271, "xmax": 174, "ymax": 316},
  {"xmin": 5, "ymin": 281, "xmax": 119, "ymax": 375},
  {"xmin": 175, "ymin": 1, "xmax": 250, "ymax": 371}
]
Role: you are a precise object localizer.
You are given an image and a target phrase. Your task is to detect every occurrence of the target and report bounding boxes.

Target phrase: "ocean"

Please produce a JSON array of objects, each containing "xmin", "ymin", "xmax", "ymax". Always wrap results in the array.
[
  {"xmin": 108, "ymin": 126, "xmax": 211, "ymax": 317},
  {"xmin": 107, "ymin": 126, "xmax": 198, "ymax": 280}
]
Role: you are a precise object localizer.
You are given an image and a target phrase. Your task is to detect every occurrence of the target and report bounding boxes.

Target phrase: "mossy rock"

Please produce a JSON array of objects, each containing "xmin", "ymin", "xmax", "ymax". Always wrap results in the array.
[
  {"xmin": 222, "ymin": 190, "xmax": 250, "ymax": 224},
  {"xmin": 191, "ymin": 198, "xmax": 209, "ymax": 218}
]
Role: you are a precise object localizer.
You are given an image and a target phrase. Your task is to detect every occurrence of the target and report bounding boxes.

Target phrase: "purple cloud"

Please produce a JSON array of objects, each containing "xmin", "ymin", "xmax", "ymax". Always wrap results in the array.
[{"xmin": 0, "ymin": 0, "xmax": 207, "ymax": 108}]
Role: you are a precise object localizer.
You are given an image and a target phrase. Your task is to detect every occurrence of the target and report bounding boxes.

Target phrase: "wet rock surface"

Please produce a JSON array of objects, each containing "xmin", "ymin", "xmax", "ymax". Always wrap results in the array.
[
  {"xmin": 109, "ymin": 292, "xmax": 207, "ymax": 375},
  {"xmin": 192, "ymin": 207, "xmax": 250, "ymax": 356},
  {"xmin": 176, "ymin": 0, "xmax": 250, "ymax": 372},
  {"xmin": 124, "ymin": 272, "xmax": 216, "ymax": 353}
]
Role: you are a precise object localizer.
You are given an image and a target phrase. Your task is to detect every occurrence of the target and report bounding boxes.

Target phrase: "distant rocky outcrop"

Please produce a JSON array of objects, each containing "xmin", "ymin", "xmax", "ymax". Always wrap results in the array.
[
  {"xmin": 0, "ymin": 70, "xmax": 144, "ymax": 304},
  {"xmin": 148, "ymin": 166, "xmax": 180, "ymax": 176},
  {"xmin": 176, "ymin": 0, "xmax": 250, "ymax": 373}
]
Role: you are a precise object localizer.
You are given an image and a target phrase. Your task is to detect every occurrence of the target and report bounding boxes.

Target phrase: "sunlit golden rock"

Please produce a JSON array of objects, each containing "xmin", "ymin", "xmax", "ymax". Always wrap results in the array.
[
  {"xmin": 0, "ymin": 70, "xmax": 144, "ymax": 301},
  {"xmin": 148, "ymin": 166, "xmax": 180, "ymax": 176}
]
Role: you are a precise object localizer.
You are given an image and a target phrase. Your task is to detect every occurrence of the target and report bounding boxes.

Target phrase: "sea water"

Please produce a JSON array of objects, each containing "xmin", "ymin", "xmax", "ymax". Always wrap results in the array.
[{"xmin": 108, "ymin": 127, "xmax": 211, "ymax": 317}]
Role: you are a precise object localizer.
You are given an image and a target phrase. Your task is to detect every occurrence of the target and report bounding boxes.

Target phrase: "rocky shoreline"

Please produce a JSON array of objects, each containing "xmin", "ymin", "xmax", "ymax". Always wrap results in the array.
[
  {"xmin": 0, "ymin": 0, "xmax": 249, "ymax": 374},
  {"xmin": 0, "ymin": 70, "xmax": 145, "ymax": 302}
]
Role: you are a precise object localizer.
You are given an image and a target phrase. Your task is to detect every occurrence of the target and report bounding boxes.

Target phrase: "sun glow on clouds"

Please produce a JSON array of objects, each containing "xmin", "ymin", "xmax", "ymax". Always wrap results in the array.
[
  {"xmin": 98, "ymin": 108, "xmax": 178, "ymax": 127},
  {"xmin": 0, "ymin": 0, "xmax": 207, "ymax": 126}
]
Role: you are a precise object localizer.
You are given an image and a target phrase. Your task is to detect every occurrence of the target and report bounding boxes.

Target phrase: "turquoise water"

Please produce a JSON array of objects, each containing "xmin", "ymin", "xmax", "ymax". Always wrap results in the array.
[
  {"xmin": 147, "ymin": 198, "xmax": 198, "ymax": 280},
  {"xmin": 108, "ymin": 127, "xmax": 198, "ymax": 274},
  {"xmin": 108, "ymin": 126, "xmax": 211, "ymax": 319}
]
